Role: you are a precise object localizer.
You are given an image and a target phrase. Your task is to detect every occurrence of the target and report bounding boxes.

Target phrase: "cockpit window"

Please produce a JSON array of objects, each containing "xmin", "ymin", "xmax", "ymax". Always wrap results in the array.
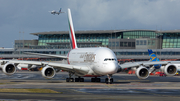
[
  {"xmin": 104, "ymin": 58, "xmax": 117, "ymax": 61},
  {"xmin": 104, "ymin": 59, "xmax": 108, "ymax": 61}
]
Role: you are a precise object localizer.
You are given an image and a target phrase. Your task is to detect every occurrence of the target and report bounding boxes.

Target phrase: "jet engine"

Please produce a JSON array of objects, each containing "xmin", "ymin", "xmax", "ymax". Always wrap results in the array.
[
  {"xmin": 135, "ymin": 66, "xmax": 149, "ymax": 79},
  {"xmin": 163, "ymin": 63, "xmax": 177, "ymax": 76},
  {"xmin": 41, "ymin": 65, "xmax": 55, "ymax": 79},
  {"xmin": 2, "ymin": 63, "xmax": 16, "ymax": 75}
]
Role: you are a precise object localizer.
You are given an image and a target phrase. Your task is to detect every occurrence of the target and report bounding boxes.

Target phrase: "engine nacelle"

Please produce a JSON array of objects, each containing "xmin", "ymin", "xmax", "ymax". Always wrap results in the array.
[
  {"xmin": 163, "ymin": 63, "xmax": 177, "ymax": 76},
  {"xmin": 135, "ymin": 66, "xmax": 149, "ymax": 79},
  {"xmin": 41, "ymin": 65, "xmax": 55, "ymax": 79},
  {"xmin": 2, "ymin": 63, "xmax": 16, "ymax": 75}
]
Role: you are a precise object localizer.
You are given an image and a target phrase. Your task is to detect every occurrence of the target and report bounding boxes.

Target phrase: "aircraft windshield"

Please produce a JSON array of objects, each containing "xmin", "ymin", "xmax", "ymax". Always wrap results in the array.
[{"xmin": 104, "ymin": 58, "xmax": 117, "ymax": 61}]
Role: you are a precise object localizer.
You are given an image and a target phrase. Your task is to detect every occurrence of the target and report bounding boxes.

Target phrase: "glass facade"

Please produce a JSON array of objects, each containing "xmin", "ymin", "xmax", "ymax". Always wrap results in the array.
[
  {"xmin": 136, "ymin": 40, "xmax": 155, "ymax": 46},
  {"xmin": 37, "ymin": 31, "xmax": 159, "ymax": 49},
  {"xmin": 38, "ymin": 34, "xmax": 68, "ymax": 46},
  {"xmin": 0, "ymin": 51, "xmax": 13, "ymax": 54},
  {"xmin": 38, "ymin": 33, "xmax": 122, "ymax": 47},
  {"xmin": 123, "ymin": 31, "xmax": 158, "ymax": 39},
  {"xmin": 162, "ymin": 33, "xmax": 180, "ymax": 48}
]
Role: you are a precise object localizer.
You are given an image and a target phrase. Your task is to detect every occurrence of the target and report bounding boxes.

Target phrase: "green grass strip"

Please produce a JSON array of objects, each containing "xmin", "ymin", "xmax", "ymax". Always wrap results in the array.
[{"xmin": 0, "ymin": 89, "xmax": 61, "ymax": 93}]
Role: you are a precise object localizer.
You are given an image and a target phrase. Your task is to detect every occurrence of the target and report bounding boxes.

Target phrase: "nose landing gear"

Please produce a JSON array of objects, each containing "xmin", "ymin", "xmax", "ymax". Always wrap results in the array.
[{"xmin": 105, "ymin": 74, "xmax": 113, "ymax": 84}]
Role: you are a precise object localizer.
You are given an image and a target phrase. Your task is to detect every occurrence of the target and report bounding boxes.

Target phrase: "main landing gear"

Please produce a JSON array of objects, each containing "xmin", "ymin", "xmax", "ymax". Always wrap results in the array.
[
  {"xmin": 66, "ymin": 72, "xmax": 84, "ymax": 82},
  {"xmin": 75, "ymin": 77, "xmax": 84, "ymax": 82},
  {"xmin": 66, "ymin": 72, "xmax": 114, "ymax": 84},
  {"xmin": 91, "ymin": 77, "xmax": 101, "ymax": 82},
  {"xmin": 105, "ymin": 74, "xmax": 113, "ymax": 84},
  {"xmin": 66, "ymin": 72, "xmax": 74, "ymax": 82}
]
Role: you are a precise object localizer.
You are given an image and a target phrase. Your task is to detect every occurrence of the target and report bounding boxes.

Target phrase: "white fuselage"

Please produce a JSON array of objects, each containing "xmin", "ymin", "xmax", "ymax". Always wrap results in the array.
[
  {"xmin": 68, "ymin": 47, "xmax": 119, "ymax": 76},
  {"xmin": 51, "ymin": 11, "xmax": 61, "ymax": 15}
]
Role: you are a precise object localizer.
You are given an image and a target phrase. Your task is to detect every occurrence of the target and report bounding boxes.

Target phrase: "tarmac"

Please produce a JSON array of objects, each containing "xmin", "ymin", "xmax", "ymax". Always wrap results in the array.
[{"xmin": 0, "ymin": 71, "xmax": 180, "ymax": 100}]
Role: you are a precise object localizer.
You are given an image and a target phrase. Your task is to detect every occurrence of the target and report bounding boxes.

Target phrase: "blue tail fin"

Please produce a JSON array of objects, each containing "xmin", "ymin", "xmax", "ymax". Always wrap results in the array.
[
  {"xmin": 59, "ymin": 8, "xmax": 62, "ymax": 13},
  {"xmin": 148, "ymin": 49, "xmax": 159, "ymax": 62},
  {"xmin": 148, "ymin": 49, "xmax": 161, "ymax": 69}
]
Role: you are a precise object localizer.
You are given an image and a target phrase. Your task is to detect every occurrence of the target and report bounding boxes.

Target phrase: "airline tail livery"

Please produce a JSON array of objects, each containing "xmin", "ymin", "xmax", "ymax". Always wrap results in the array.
[
  {"xmin": 68, "ymin": 9, "xmax": 77, "ymax": 49},
  {"xmin": 148, "ymin": 49, "xmax": 161, "ymax": 69}
]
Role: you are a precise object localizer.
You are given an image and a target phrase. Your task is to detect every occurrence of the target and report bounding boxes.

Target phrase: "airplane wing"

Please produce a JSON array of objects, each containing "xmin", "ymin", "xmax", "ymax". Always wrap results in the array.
[
  {"xmin": 119, "ymin": 61, "xmax": 180, "ymax": 69},
  {"xmin": 118, "ymin": 61, "xmax": 180, "ymax": 80},
  {"xmin": 24, "ymin": 52, "xmax": 68, "ymax": 59},
  {"xmin": 0, "ymin": 60, "xmax": 90, "ymax": 77},
  {"xmin": 47, "ymin": 62, "xmax": 89, "ymax": 75}
]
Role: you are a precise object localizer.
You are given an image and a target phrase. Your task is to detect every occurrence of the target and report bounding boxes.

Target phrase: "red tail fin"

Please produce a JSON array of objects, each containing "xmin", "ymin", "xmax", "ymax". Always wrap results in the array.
[{"xmin": 67, "ymin": 8, "xmax": 77, "ymax": 49}]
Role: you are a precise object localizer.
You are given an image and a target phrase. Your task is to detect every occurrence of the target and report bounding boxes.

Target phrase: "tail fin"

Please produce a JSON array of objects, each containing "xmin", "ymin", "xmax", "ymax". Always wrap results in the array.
[
  {"xmin": 148, "ymin": 49, "xmax": 159, "ymax": 61},
  {"xmin": 148, "ymin": 49, "xmax": 161, "ymax": 69},
  {"xmin": 59, "ymin": 8, "xmax": 62, "ymax": 13},
  {"xmin": 67, "ymin": 8, "xmax": 78, "ymax": 49}
]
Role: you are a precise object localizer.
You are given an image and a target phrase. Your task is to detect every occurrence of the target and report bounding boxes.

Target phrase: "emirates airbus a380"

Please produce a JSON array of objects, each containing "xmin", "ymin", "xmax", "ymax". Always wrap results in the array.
[{"xmin": 0, "ymin": 8, "xmax": 178, "ymax": 84}]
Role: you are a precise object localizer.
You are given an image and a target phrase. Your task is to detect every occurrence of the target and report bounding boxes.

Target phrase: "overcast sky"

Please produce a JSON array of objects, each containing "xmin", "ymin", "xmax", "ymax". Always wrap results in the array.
[{"xmin": 0, "ymin": 0, "xmax": 180, "ymax": 48}]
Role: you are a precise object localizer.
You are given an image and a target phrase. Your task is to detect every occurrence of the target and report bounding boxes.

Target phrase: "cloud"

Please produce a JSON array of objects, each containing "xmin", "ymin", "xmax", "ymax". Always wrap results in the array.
[
  {"xmin": 0, "ymin": 0, "xmax": 180, "ymax": 47},
  {"xmin": 71, "ymin": 0, "xmax": 180, "ymax": 30}
]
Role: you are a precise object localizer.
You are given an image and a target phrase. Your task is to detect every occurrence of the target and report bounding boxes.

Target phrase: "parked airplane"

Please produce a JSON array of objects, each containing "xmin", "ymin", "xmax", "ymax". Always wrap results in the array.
[
  {"xmin": 148, "ymin": 49, "xmax": 180, "ymax": 72},
  {"xmin": 0, "ymin": 9, "xmax": 178, "ymax": 84},
  {"xmin": 50, "ymin": 8, "xmax": 65, "ymax": 15}
]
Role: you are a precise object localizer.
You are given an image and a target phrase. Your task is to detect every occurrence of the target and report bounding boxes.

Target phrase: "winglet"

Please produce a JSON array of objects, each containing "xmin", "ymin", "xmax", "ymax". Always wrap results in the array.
[{"xmin": 67, "ymin": 8, "xmax": 78, "ymax": 49}]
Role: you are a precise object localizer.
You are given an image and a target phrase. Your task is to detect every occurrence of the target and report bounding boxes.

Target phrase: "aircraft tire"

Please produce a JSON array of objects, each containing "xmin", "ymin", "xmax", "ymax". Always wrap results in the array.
[
  {"xmin": 66, "ymin": 78, "xmax": 74, "ymax": 82},
  {"xmin": 105, "ymin": 78, "xmax": 113, "ymax": 84},
  {"xmin": 70, "ymin": 78, "xmax": 74, "ymax": 82},
  {"xmin": 91, "ymin": 78, "xmax": 95, "ymax": 82},
  {"xmin": 80, "ymin": 78, "xmax": 84, "ymax": 82},
  {"xmin": 96, "ymin": 78, "xmax": 101, "ymax": 82},
  {"xmin": 110, "ymin": 78, "xmax": 113, "ymax": 84},
  {"xmin": 66, "ymin": 78, "xmax": 69, "ymax": 82},
  {"xmin": 75, "ymin": 78, "xmax": 79, "ymax": 82}
]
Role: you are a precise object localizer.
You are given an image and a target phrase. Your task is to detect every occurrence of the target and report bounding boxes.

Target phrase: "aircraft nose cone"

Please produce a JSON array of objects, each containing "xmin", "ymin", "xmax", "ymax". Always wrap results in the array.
[{"xmin": 103, "ymin": 63, "xmax": 119, "ymax": 74}]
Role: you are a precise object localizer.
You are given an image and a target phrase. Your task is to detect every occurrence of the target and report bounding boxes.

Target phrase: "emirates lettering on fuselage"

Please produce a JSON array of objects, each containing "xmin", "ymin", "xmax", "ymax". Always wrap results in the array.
[{"xmin": 80, "ymin": 53, "xmax": 96, "ymax": 62}]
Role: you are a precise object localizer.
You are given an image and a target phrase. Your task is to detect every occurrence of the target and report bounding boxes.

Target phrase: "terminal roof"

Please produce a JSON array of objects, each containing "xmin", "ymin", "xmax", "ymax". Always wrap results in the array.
[{"xmin": 30, "ymin": 30, "xmax": 157, "ymax": 36}]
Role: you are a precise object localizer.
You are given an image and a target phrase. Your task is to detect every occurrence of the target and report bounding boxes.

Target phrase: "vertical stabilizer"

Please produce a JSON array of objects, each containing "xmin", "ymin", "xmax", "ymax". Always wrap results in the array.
[
  {"xmin": 67, "ymin": 8, "xmax": 78, "ymax": 49},
  {"xmin": 59, "ymin": 8, "xmax": 62, "ymax": 13},
  {"xmin": 148, "ymin": 49, "xmax": 159, "ymax": 62},
  {"xmin": 148, "ymin": 49, "xmax": 161, "ymax": 69}
]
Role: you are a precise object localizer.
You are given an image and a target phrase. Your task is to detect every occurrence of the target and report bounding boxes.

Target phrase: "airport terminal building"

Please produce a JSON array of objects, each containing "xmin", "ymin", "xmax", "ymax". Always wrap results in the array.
[{"xmin": 1, "ymin": 29, "xmax": 180, "ymax": 63}]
